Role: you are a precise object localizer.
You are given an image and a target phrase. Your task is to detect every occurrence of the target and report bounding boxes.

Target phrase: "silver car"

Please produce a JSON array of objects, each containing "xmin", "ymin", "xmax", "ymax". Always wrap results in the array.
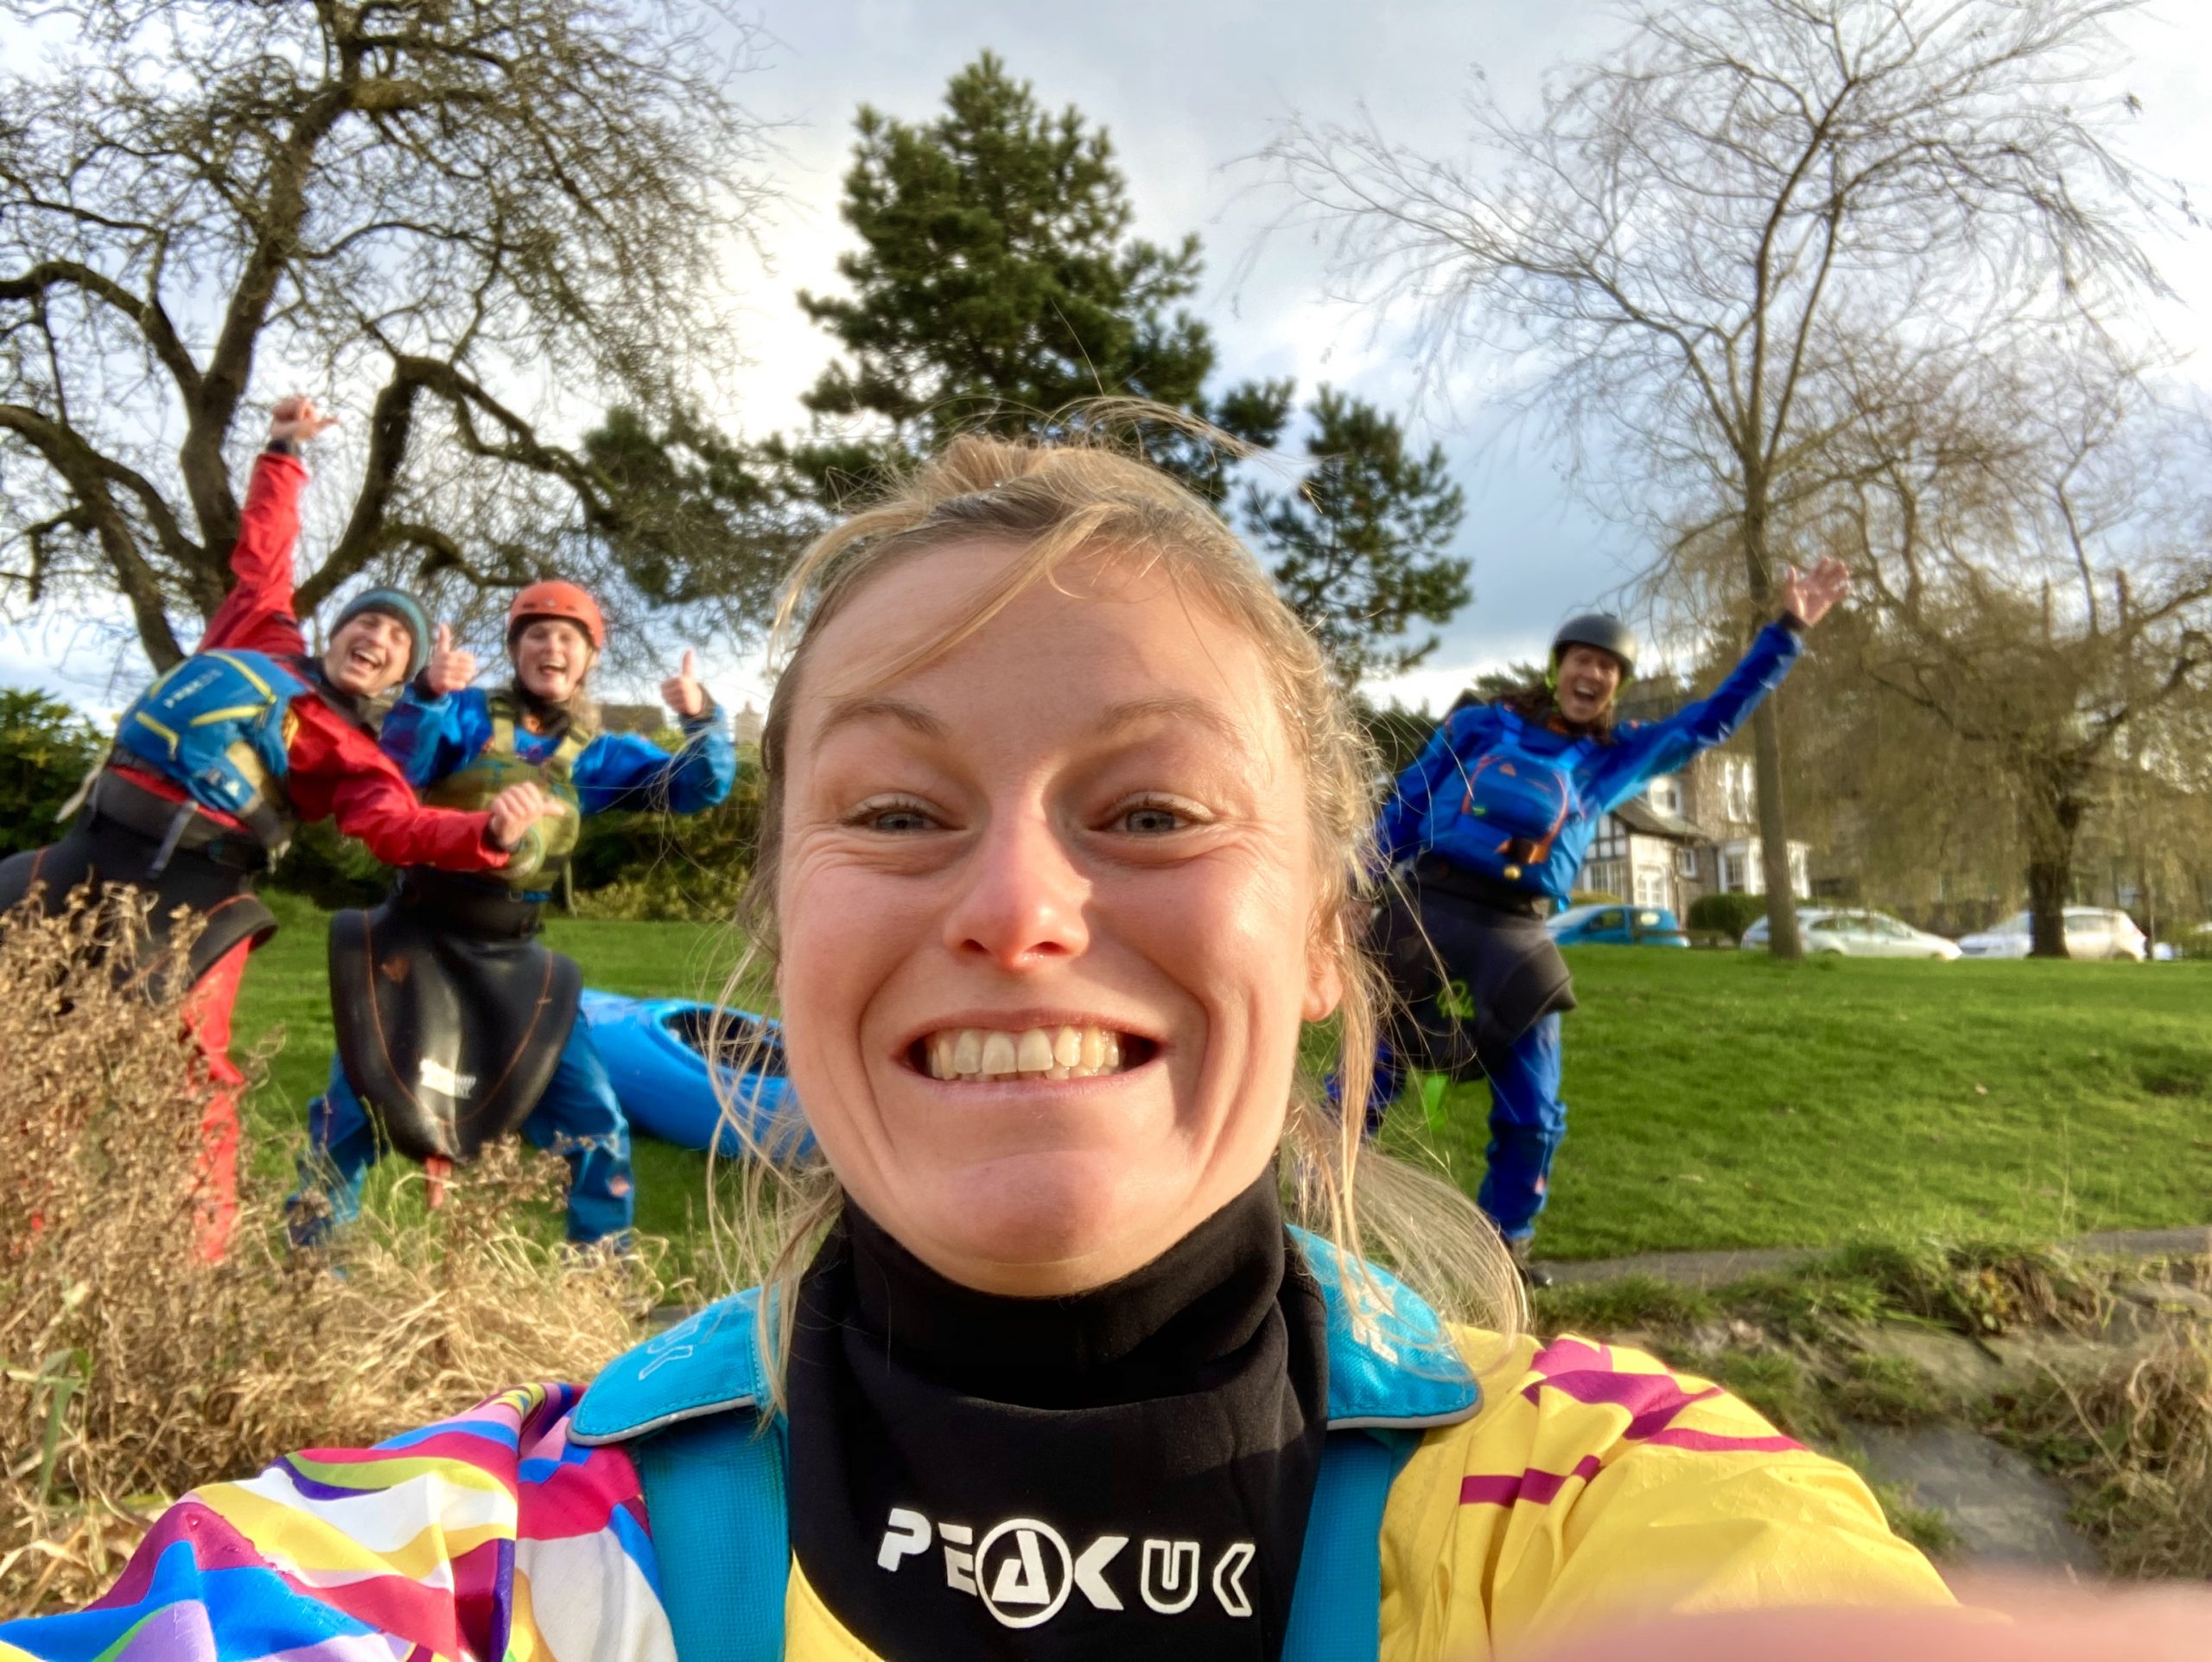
[
  {"xmin": 1739, "ymin": 907, "xmax": 1961, "ymax": 959},
  {"xmin": 1956, "ymin": 907, "xmax": 2148, "ymax": 961}
]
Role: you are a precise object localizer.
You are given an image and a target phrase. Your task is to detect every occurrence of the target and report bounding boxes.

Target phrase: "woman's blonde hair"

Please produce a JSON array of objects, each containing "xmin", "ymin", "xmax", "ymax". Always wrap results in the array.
[{"xmin": 711, "ymin": 408, "xmax": 1520, "ymax": 1398}]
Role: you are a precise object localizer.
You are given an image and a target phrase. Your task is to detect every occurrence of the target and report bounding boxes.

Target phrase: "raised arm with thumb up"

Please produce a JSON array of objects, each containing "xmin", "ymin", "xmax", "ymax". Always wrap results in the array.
[
  {"xmin": 661, "ymin": 646, "xmax": 708, "ymax": 719},
  {"xmin": 423, "ymin": 623, "xmax": 479, "ymax": 697}
]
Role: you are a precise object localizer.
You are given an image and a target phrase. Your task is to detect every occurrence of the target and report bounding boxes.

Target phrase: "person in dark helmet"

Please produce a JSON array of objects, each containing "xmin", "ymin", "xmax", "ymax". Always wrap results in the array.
[
  {"xmin": 288, "ymin": 580, "xmax": 735, "ymax": 1252},
  {"xmin": 0, "ymin": 397, "xmax": 552, "ymax": 1256},
  {"xmin": 1355, "ymin": 558, "xmax": 1851, "ymax": 1283}
]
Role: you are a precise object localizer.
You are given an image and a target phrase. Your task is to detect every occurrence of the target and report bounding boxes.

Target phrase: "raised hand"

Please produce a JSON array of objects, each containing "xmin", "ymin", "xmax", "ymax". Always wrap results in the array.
[
  {"xmin": 269, "ymin": 395, "xmax": 340, "ymax": 444},
  {"xmin": 486, "ymin": 780, "xmax": 553, "ymax": 850},
  {"xmin": 660, "ymin": 646, "xmax": 707, "ymax": 719},
  {"xmin": 423, "ymin": 623, "xmax": 478, "ymax": 696},
  {"xmin": 1778, "ymin": 556, "xmax": 1852, "ymax": 630}
]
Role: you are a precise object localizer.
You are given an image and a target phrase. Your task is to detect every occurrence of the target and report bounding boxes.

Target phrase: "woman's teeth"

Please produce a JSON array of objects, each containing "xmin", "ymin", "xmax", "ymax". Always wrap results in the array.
[{"xmin": 924, "ymin": 1023, "xmax": 1128, "ymax": 1082}]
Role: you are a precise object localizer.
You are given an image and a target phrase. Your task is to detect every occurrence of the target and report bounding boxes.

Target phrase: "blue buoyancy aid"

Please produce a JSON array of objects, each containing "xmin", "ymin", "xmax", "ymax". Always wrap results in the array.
[
  {"xmin": 109, "ymin": 648, "xmax": 308, "ymax": 855},
  {"xmin": 571, "ymin": 1230, "xmax": 1483, "ymax": 1661},
  {"xmin": 1438, "ymin": 710, "xmax": 1596, "ymax": 895}
]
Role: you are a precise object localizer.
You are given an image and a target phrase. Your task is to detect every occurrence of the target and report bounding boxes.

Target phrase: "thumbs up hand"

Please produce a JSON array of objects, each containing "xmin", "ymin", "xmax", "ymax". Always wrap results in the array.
[
  {"xmin": 269, "ymin": 396, "xmax": 340, "ymax": 443},
  {"xmin": 423, "ymin": 623, "xmax": 478, "ymax": 696},
  {"xmin": 661, "ymin": 646, "xmax": 708, "ymax": 719}
]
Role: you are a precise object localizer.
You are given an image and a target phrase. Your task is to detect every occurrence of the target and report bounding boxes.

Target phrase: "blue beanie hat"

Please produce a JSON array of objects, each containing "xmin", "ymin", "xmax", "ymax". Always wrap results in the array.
[{"xmin": 333, "ymin": 588, "xmax": 431, "ymax": 681}]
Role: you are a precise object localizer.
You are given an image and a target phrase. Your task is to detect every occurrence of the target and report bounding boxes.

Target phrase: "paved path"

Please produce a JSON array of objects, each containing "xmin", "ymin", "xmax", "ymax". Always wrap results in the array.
[{"xmin": 1541, "ymin": 1225, "xmax": 2211, "ymax": 1289}]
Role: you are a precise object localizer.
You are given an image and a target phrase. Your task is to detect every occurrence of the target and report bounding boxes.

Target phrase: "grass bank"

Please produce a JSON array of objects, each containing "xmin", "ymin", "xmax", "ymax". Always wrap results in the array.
[
  {"xmin": 237, "ymin": 906, "xmax": 2212, "ymax": 1266},
  {"xmin": 1384, "ymin": 946, "xmax": 2212, "ymax": 1259}
]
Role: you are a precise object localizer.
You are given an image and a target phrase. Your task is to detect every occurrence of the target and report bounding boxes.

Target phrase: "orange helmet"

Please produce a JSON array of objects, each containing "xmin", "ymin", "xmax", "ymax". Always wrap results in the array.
[{"xmin": 506, "ymin": 581, "xmax": 605, "ymax": 651}]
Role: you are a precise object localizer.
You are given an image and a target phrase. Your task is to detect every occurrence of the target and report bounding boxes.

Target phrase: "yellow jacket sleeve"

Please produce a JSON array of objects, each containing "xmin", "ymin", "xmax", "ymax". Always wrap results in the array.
[{"xmin": 1378, "ymin": 1333, "xmax": 1951, "ymax": 1660}]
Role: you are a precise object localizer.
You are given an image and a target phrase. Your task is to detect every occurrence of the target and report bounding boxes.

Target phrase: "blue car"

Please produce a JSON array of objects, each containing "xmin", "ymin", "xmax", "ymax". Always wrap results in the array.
[{"xmin": 1546, "ymin": 901, "xmax": 1690, "ymax": 948}]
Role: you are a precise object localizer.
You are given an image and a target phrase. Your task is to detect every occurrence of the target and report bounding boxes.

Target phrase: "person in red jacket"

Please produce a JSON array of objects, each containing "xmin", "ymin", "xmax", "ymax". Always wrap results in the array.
[{"xmin": 0, "ymin": 397, "xmax": 552, "ymax": 1254}]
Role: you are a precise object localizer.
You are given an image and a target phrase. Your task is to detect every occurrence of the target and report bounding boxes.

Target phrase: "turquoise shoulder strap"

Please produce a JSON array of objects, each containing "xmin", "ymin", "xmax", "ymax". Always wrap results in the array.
[
  {"xmin": 633, "ymin": 1412, "xmax": 788, "ymax": 1662},
  {"xmin": 1284, "ymin": 1430, "xmax": 1421, "ymax": 1660}
]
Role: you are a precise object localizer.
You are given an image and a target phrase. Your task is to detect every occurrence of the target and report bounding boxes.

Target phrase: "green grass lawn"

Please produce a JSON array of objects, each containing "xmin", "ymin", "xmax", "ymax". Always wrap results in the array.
[
  {"xmin": 235, "ymin": 899, "xmax": 2212, "ymax": 1266},
  {"xmin": 1382, "ymin": 946, "xmax": 2212, "ymax": 1258}
]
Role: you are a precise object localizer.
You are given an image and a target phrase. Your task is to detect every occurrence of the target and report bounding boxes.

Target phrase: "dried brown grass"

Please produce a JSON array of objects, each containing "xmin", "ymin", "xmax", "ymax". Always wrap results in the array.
[
  {"xmin": 2001, "ymin": 1258, "xmax": 2212, "ymax": 1581},
  {"xmin": 0, "ymin": 894, "xmax": 671, "ymax": 1614}
]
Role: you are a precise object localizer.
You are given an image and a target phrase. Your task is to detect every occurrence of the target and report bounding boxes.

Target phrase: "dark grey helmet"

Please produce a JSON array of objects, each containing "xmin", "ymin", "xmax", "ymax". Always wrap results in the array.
[{"xmin": 1550, "ymin": 613, "xmax": 1637, "ymax": 682}]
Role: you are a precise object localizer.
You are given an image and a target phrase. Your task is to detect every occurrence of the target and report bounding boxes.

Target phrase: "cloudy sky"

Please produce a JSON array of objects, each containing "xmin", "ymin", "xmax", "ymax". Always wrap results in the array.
[{"xmin": 8, "ymin": 0, "xmax": 2209, "ymax": 715}]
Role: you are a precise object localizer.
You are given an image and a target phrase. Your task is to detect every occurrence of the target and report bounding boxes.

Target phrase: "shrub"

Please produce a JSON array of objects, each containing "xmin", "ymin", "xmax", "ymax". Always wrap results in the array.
[
  {"xmin": 0, "ymin": 690, "xmax": 104, "ymax": 858},
  {"xmin": 0, "ymin": 893, "xmax": 667, "ymax": 1614},
  {"xmin": 267, "ymin": 818, "xmax": 389, "ymax": 908},
  {"xmin": 570, "ymin": 754, "xmax": 763, "ymax": 920},
  {"xmin": 1567, "ymin": 889, "xmax": 1624, "ymax": 907},
  {"xmin": 1689, "ymin": 892, "xmax": 1769, "ymax": 942}
]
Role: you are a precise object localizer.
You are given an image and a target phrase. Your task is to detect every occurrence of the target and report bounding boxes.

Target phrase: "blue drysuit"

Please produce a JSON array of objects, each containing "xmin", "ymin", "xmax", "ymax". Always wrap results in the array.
[
  {"xmin": 1367, "ymin": 621, "xmax": 1804, "ymax": 1242},
  {"xmin": 289, "ymin": 691, "xmax": 736, "ymax": 1247}
]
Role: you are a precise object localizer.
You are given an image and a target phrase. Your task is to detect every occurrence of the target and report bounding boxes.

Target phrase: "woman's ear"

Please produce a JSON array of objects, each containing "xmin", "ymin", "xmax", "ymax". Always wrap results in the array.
[
  {"xmin": 1302, "ymin": 956, "xmax": 1345, "ymax": 1024},
  {"xmin": 1302, "ymin": 904, "xmax": 1350, "ymax": 1022}
]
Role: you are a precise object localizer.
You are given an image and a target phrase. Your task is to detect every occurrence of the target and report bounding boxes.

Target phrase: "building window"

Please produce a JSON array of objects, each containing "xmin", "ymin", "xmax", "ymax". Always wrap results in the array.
[
  {"xmin": 1675, "ymin": 845, "xmax": 1700, "ymax": 879},
  {"xmin": 1724, "ymin": 759, "xmax": 1754, "ymax": 825},
  {"xmin": 1647, "ymin": 775, "xmax": 1679, "ymax": 815},
  {"xmin": 1586, "ymin": 859, "xmax": 1624, "ymax": 897},
  {"xmin": 1592, "ymin": 814, "xmax": 1627, "ymax": 861},
  {"xmin": 1635, "ymin": 864, "xmax": 1669, "ymax": 908}
]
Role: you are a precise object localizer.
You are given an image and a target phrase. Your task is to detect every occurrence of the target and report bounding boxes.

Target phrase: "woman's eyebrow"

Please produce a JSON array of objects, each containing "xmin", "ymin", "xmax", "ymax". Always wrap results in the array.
[
  {"xmin": 1096, "ymin": 696, "xmax": 1245, "ymax": 747},
  {"xmin": 816, "ymin": 695, "xmax": 949, "ymax": 743}
]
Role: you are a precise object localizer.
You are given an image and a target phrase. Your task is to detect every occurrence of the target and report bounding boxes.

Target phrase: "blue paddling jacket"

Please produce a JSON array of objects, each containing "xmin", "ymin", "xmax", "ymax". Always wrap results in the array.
[
  {"xmin": 1377, "ymin": 621, "xmax": 1803, "ymax": 908},
  {"xmin": 380, "ymin": 686, "xmax": 736, "ymax": 896}
]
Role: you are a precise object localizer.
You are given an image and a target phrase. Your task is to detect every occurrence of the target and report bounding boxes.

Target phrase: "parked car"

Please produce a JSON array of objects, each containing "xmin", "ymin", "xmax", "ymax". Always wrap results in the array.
[
  {"xmin": 1956, "ymin": 907, "xmax": 2148, "ymax": 961},
  {"xmin": 1741, "ymin": 907, "xmax": 1961, "ymax": 959},
  {"xmin": 1547, "ymin": 902, "xmax": 1689, "ymax": 947}
]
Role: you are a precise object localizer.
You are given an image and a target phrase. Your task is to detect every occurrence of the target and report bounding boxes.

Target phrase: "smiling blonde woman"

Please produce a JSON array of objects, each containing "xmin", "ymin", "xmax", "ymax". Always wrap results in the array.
[{"xmin": 0, "ymin": 421, "xmax": 1945, "ymax": 1662}]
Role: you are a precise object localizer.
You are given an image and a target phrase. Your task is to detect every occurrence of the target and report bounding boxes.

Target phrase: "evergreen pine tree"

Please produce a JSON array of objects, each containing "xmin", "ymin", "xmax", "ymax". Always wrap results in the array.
[{"xmin": 1243, "ymin": 386, "xmax": 1471, "ymax": 684}]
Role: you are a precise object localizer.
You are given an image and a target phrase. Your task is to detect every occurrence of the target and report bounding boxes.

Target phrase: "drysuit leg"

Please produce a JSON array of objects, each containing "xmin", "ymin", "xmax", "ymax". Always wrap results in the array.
[
  {"xmin": 1476, "ymin": 1011, "xmax": 1567, "ymax": 1244},
  {"xmin": 286, "ymin": 1055, "xmax": 384, "ymax": 1249},
  {"xmin": 518, "ymin": 1016, "xmax": 634, "ymax": 1247},
  {"xmin": 179, "ymin": 937, "xmax": 253, "ymax": 1263}
]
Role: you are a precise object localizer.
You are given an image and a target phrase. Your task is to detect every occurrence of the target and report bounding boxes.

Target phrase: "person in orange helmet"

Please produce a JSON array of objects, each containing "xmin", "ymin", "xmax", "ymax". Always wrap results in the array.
[
  {"xmin": 0, "ymin": 398, "xmax": 550, "ymax": 1258},
  {"xmin": 287, "ymin": 580, "xmax": 735, "ymax": 1250}
]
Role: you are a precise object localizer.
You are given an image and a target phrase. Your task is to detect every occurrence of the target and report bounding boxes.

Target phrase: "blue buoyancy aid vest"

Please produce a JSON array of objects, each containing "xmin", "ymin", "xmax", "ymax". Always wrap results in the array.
[
  {"xmin": 572, "ymin": 1231, "xmax": 1482, "ymax": 1661},
  {"xmin": 108, "ymin": 648, "xmax": 309, "ymax": 856},
  {"xmin": 1445, "ymin": 710, "xmax": 1595, "ymax": 892}
]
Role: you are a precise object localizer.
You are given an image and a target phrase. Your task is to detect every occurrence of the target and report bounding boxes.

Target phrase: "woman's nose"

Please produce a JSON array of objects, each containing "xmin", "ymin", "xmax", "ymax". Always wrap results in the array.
[{"xmin": 942, "ymin": 810, "xmax": 1090, "ymax": 970}]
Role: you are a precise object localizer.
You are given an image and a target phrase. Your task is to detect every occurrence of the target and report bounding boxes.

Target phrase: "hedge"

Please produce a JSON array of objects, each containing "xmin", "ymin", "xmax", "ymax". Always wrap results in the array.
[{"xmin": 1688, "ymin": 891, "xmax": 1770, "ymax": 942}]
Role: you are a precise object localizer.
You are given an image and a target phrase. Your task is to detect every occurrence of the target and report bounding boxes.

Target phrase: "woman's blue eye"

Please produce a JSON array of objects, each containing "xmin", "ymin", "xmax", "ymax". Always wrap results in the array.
[
  {"xmin": 872, "ymin": 806, "xmax": 935, "ymax": 832},
  {"xmin": 1121, "ymin": 805, "xmax": 1185, "ymax": 834}
]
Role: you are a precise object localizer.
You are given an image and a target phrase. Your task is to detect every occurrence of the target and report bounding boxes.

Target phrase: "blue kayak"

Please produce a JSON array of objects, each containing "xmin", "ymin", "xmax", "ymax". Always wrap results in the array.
[{"xmin": 580, "ymin": 989, "xmax": 808, "ymax": 1161}]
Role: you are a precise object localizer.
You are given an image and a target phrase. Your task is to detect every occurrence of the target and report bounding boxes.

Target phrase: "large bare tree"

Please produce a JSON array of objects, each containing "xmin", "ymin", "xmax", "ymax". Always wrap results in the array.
[
  {"xmin": 1266, "ymin": 0, "xmax": 2168, "ymax": 956},
  {"xmin": 0, "ymin": 0, "xmax": 772, "ymax": 671},
  {"xmin": 1833, "ymin": 339, "xmax": 2212, "ymax": 956}
]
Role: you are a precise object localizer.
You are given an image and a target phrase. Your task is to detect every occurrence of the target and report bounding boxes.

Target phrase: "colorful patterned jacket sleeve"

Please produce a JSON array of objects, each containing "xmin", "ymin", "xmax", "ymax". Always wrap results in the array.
[
  {"xmin": 2, "ymin": 1340, "xmax": 1948, "ymax": 1662},
  {"xmin": 0, "ymin": 1385, "xmax": 671, "ymax": 1662}
]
